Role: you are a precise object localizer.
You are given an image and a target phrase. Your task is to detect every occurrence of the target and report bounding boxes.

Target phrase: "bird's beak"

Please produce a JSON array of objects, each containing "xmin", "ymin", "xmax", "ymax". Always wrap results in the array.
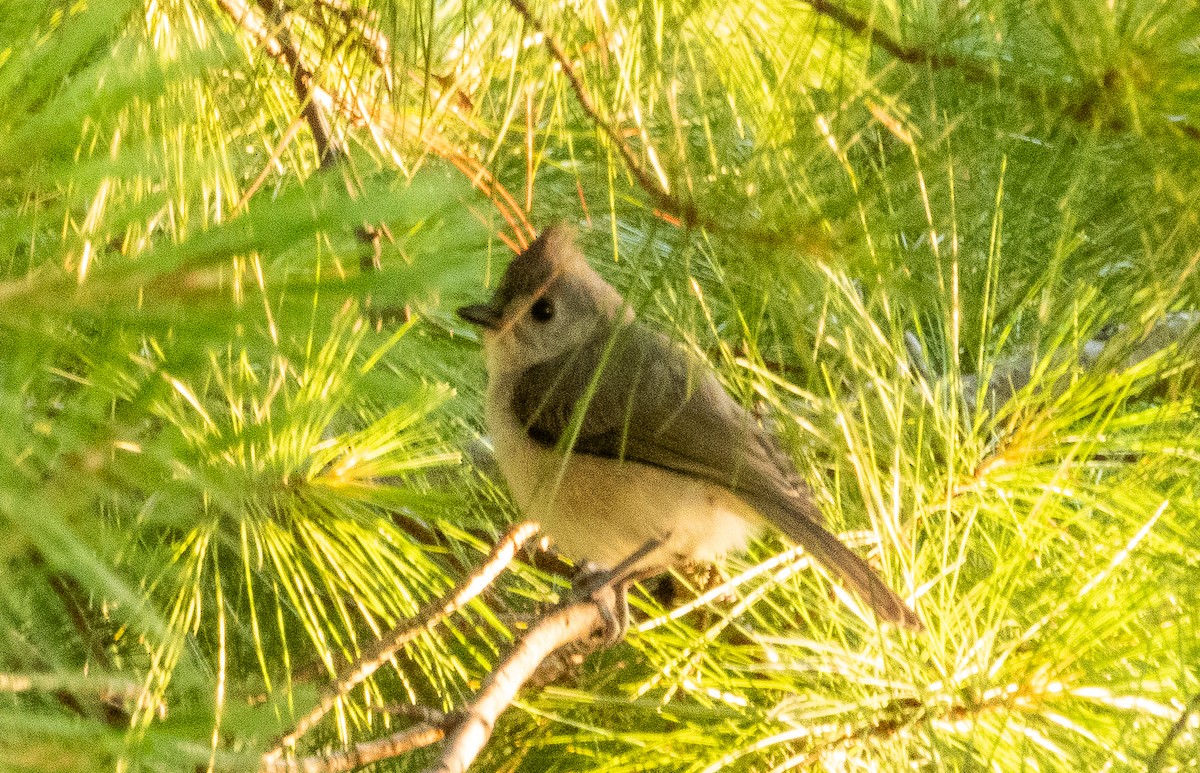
[{"xmin": 457, "ymin": 303, "xmax": 503, "ymax": 330}]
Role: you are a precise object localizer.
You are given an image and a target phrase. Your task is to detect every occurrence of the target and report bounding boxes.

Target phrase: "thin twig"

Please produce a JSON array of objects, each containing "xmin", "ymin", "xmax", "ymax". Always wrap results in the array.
[
  {"xmin": 256, "ymin": 0, "xmax": 341, "ymax": 166},
  {"xmin": 47, "ymin": 573, "xmax": 112, "ymax": 669},
  {"xmin": 423, "ymin": 599, "xmax": 608, "ymax": 773},
  {"xmin": 264, "ymin": 521, "xmax": 540, "ymax": 764},
  {"xmin": 217, "ymin": 0, "xmax": 534, "ymax": 246},
  {"xmin": 217, "ymin": 0, "xmax": 336, "ymax": 165},
  {"xmin": 506, "ymin": 0, "xmax": 704, "ymax": 228},
  {"xmin": 379, "ymin": 703, "xmax": 458, "ymax": 726},
  {"xmin": 1148, "ymin": 689, "xmax": 1200, "ymax": 772},
  {"xmin": 0, "ymin": 671, "xmax": 142, "ymax": 699},
  {"xmin": 0, "ymin": 671, "xmax": 166, "ymax": 723},
  {"xmin": 502, "ymin": 0, "xmax": 852, "ymax": 247},
  {"xmin": 264, "ymin": 723, "xmax": 448, "ymax": 773},
  {"xmin": 237, "ymin": 116, "xmax": 307, "ymax": 212}
]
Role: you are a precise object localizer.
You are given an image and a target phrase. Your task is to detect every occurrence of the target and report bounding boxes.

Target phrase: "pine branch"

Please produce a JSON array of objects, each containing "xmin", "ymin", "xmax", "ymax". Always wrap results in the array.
[
  {"xmin": 215, "ymin": 0, "xmax": 342, "ymax": 166},
  {"xmin": 259, "ymin": 593, "xmax": 609, "ymax": 773},
  {"xmin": 263, "ymin": 521, "xmax": 540, "ymax": 764},
  {"xmin": 506, "ymin": 0, "xmax": 706, "ymax": 229},
  {"xmin": 802, "ymin": 0, "xmax": 1200, "ymax": 140},
  {"xmin": 313, "ymin": 0, "xmax": 391, "ymax": 75},
  {"xmin": 505, "ymin": 0, "xmax": 872, "ymax": 249},
  {"xmin": 260, "ymin": 0, "xmax": 341, "ymax": 166},
  {"xmin": 0, "ymin": 672, "xmax": 142, "ymax": 701},
  {"xmin": 217, "ymin": 0, "xmax": 533, "ymax": 246}
]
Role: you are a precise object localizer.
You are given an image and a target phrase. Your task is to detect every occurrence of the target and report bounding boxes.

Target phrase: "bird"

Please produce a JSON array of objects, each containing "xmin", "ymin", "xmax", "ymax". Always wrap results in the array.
[{"xmin": 457, "ymin": 225, "xmax": 921, "ymax": 638}]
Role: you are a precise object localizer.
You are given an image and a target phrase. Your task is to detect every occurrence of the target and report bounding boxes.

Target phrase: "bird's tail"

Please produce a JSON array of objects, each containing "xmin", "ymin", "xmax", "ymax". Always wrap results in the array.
[{"xmin": 748, "ymin": 493, "xmax": 923, "ymax": 630}]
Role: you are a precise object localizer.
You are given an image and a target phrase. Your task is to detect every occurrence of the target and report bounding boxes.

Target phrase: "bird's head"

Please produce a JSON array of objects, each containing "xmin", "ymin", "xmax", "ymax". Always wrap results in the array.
[{"xmin": 457, "ymin": 225, "xmax": 629, "ymax": 375}]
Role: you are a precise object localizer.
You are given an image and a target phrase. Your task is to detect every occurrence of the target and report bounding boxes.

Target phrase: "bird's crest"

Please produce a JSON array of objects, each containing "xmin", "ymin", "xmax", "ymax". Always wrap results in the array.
[{"xmin": 493, "ymin": 224, "xmax": 585, "ymax": 308}]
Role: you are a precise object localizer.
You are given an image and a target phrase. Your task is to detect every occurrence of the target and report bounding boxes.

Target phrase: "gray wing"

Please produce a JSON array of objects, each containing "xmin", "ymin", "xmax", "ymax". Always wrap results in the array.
[
  {"xmin": 513, "ymin": 325, "xmax": 803, "ymax": 508},
  {"xmin": 512, "ymin": 324, "xmax": 922, "ymax": 629}
]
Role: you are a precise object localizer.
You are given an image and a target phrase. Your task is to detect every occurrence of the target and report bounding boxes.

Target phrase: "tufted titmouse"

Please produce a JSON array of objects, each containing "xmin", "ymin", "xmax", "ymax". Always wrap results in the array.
[{"xmin": 458, "ymin": 226, "xmax": 921, "ymax": 634}]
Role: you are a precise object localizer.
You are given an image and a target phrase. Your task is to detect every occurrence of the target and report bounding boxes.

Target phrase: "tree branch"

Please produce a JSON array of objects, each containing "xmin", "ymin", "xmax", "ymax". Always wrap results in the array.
[
  {"xmin": 423, "ymin": 598, "xmax": 608, "ymax": 773},
  {"xmin": 0, "ymin": 671, "xmax": 142, "ymax": 700},
  {"xmin": 960, "ymin": 311, "xmax": 1199, "ymax": 417},
  {"xmin": 220, "ymin": 0, "xmax": 341, "ymax": 165},
  {"xmin": 217, "ymin": 0, "xmax": 335, "ymax": 172},
  {"xmin": 805, "ymin": 0, "xmax": 967, "ymax": 70},
  {"xmin": 263, "ymin": 521, "xmax": 540, "ymax": 765},
  {"xmin": 266, "ymin": 723, "xmax": 448, "ymax": 773}
]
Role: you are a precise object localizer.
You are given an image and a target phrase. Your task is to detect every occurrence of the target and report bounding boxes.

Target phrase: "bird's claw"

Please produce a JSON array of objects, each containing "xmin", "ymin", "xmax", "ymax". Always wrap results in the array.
[
  {"xmin": 572, "ymin": 563, "xmax": 629, "ymax": 644},
  {"xmin": 570, "ymin": 538, "xmax": 665, "ymax": 645}
]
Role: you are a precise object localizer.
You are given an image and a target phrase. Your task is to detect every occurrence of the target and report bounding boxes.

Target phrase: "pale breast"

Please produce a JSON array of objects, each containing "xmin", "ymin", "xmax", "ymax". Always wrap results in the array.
[{"xmin": 485, "ymin": 377, "xmax": 761, "ymax": 571}]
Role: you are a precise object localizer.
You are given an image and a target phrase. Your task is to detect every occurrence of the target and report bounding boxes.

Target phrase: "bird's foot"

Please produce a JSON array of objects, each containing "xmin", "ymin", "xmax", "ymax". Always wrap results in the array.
[
  {"xmin": 571, "ymin": 538, "xmax": 664, "ymax": 645},
  {"xmin": 572, "ymin": 566, "xmax": 628, "ymax": 645}
]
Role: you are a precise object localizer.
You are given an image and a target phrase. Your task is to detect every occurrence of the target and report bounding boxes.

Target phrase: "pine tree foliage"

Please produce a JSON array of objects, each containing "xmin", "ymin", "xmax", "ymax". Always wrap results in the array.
[{"xmin": 0, "ymin": 0, "xmax": 1198, "ymax": 771}]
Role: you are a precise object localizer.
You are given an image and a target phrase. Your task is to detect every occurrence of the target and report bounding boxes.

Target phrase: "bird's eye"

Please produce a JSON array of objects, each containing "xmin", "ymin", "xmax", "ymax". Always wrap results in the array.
[{"xmin": 530, "ymin": 297, "xmax": 555, "ymax": 322}]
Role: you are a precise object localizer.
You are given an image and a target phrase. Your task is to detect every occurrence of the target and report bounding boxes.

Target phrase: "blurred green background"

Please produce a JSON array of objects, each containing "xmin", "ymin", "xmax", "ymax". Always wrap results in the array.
[{"xmin": 0, "ymin": 0, "xmax": 1197, "ymax": 770}]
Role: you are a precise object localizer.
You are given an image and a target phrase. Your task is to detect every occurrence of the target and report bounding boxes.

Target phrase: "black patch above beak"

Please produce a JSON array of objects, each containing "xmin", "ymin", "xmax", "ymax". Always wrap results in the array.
[{"xmin": 457, "ymin": 303, "xmax": 502, "ymax": 330}]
